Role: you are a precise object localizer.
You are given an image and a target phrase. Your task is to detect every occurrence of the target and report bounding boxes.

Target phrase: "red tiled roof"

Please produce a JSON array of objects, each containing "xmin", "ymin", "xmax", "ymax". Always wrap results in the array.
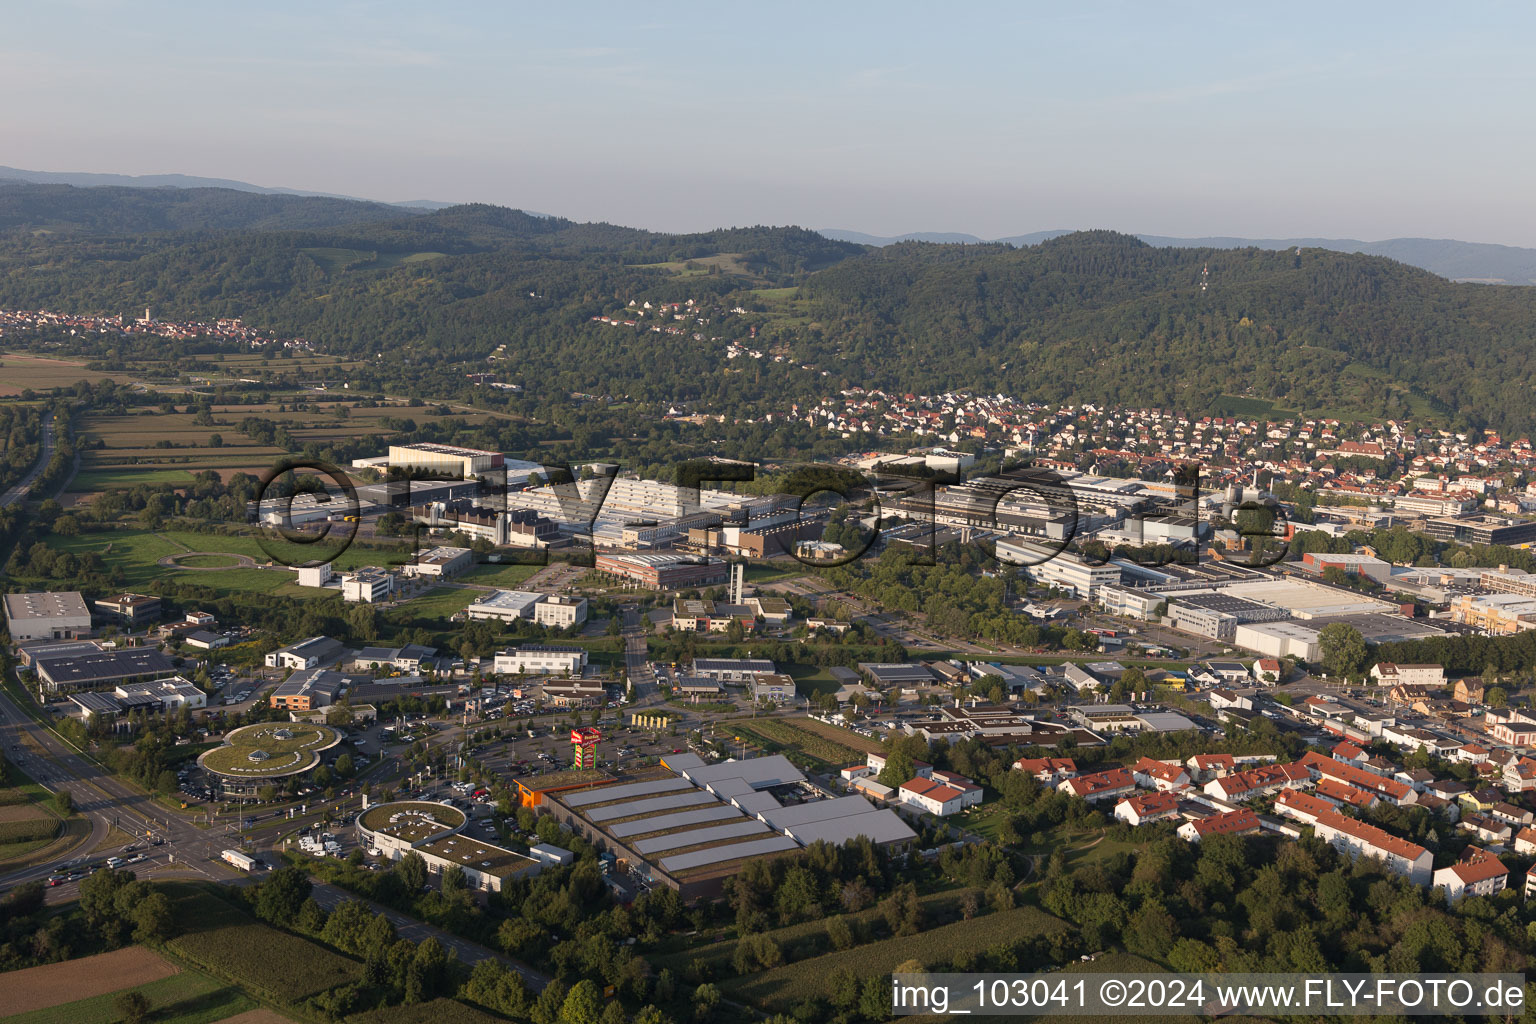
[
  {"xmin": 1445, "ymin": 852, "xmax": 1508, "ymax": 885},
  {"xmin": 1065, "ymin": 768, "xmax": 1132, "ymax": 797},
  {"xmin": 1314, "ymin": 808, "xmax": 1427, "ymax": 862},
  {"xmin": 1191, "ymin": 809, "xmax": 1261, "ymax": 836}
]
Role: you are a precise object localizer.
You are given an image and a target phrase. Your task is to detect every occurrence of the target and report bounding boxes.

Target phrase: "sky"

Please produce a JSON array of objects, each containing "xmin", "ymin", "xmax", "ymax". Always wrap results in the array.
[{"xmin": 5, "ymin": 1, "xmax": 1536, "ymax": 244}]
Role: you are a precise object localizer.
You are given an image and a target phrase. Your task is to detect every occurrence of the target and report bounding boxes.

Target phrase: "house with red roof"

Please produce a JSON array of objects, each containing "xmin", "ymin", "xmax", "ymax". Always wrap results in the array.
[
  {"xmin": 1433, "ymin": 849, "xmax": 1508, "ymax": 903},
  {"xmin": 1131, "ymin": 757, "xmax": 1191, "ymax": 792},
  {"xmin": 1059, "ymin": 768, "xmax": 1134, "ymax": 803},
  {"xmin": 1203, "ymin": 762, "xmax": 1309, "ymax": 803},
  {"xmin": 898, "ymin": 776, "xmax": 968, "ymax": 816},
  {"xmin": 1274, "ymin": 789, "xmax": 1334, "ymax": 825},
  {"xmin": 1311, "ymin": 809, "xmax": 1432, "ymax": 884},
  {"xmin": 1177, "ymin": 809, "xmax": 1262, "ymax": 842},
  {"xmin": 1314, "ymin": 777, "xmax": 1379, "ymax": 811},
  {"xmin": 1014, "ymin": 756, "xmax": 1077, "ymax": 783},
  {"xmin": 1114, "ymin": 790, "xmax": 1182, "ymax": 826}
]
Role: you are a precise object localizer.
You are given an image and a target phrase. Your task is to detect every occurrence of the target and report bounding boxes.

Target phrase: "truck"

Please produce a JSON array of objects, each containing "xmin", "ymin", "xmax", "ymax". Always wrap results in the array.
[{"xmin": 222, "ymin": 849, "xmax": 257, "ymax": 872}]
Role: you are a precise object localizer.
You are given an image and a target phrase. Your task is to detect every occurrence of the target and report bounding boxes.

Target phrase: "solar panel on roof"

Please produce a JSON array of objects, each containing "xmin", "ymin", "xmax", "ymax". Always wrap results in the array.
[
  {"xmin": 564, "ymin": 777, "xmax": 693, "ymax": 806},
  {"xmin": 684, "ymin": 755, "xmax": 804, "ymax": 790},
  {"xmin": 607, "ymin": 804, "xmax": 741, "ymax": 837},
  {"xmin": 585, "ymin": 790, "xmax": 717, "ymax": 822},
  {"xmin": 632, "ymin": 819, "xmax": 770, "ymax": 855},
  {"xmin": 658, "ymin": 835, "xmax": 799, "ymax": 872}
]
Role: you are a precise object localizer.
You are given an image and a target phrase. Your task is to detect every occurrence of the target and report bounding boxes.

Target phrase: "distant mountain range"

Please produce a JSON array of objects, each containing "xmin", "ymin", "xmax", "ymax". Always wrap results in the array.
[
  {"xmin": 0, "ymin": 165, "xmax": 456, "ymax": 210},
  {"xmin": 818, "ymin": 229, "xmax": 1536, "ymax": 285}
]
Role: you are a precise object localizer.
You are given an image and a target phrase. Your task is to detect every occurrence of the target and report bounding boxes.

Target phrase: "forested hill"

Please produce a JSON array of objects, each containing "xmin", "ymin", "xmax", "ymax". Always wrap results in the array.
[
  {"xmin": 5, "ymin": 185, "xmax": 1536, "ymax": 433},
  {"xmin": 795, "ymin": 231, "xmax": 1536, "ymax": 430},
  {"xmin": 0, "ymin": 180, "xmax": 422, "ymax": 233}
]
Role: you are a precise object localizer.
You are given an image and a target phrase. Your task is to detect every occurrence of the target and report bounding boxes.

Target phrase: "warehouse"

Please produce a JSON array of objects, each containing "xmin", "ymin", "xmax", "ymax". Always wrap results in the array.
[
  {"xmin": 31, "ymin": 646, "xmax": 178, "ymax": 694},
  {"xmin": 269, "ymin": 668, "xmax": 348, "ymax": 711},
  {"xmin": 5, "ymin": 591, "xmax": 92, "ymax": 642},
  {"xmin": 402, "ymin": 545, "xmax": 474, "ymax": 579},
  {"xmin": 387, "ymin": 442, "xmax": 505, "ymax": 478},
  {"xmin": 546, "ymin": 754, "xmax": 914, "ymax": 901}
]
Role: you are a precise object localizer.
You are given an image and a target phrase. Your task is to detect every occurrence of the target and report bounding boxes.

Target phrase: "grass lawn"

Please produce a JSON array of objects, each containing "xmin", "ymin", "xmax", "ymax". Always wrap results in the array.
[
  {"xmin": 384, "ymin": 587, "xmax": 479, "ymax": 634},
  {"xmin": 782, "ymin": 662, "xmax": 840, "ymax": 696},
  {"xmin": 457, "ymin": 562, "xmax": 542, "ymax": 587},
  {"xmin": 1, "ymin": 966, "xmax": 254, "ymax": 1024}
]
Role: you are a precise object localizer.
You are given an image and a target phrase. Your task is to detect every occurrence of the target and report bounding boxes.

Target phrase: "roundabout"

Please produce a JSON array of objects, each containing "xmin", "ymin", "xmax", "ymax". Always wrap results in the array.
[{"xmin": 159, "ymin": 551, "xmax": 259, "ymax": 570}]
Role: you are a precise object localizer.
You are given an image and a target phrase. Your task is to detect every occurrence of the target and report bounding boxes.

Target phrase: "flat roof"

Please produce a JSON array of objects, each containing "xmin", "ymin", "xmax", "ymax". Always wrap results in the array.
[
  {"xmin": 416, "ymin": 835, "xmax": 539, "ymax": 878},
  {"xmin": 474, "ymin": 590, "xmax": 544, "ymax": 611},
  {"xmin": 784, "ymin": 809, "xmax": 918, "ymax": 846},
  {"xmin": 606, "ymin": 803, "xmax": 742, "ymax": 837},
  {"xmin": 631, "ymin": 819, "xmax": 771, "ymax": 855},
  {"xmin": 759, "ymin": 796, "xmax": 878, "ymax": 829},
  {"xmin": 584, "ymin": 789, "xmax": 719, "ymax": 822},
  {"xmin": 360, "ymin": 801, "xmax": 466, "ymax": 842},
  {"xmin": 564, "ymin": 777, "xmax": 693, "ymax": 807},
  {"xmin": 35, "ymin": 648, "xmax": 176, "ymax": 685},
  {"xmin": 658, "ymin": 835, "xmax": 800, "ymax": 873},
  {"xmin": 678, "ymin": 755, "xmax": 806, "ymax": 790},
  {"xmin": 4, "ymin": 591, "xmax": 89, "ymax": 620}
]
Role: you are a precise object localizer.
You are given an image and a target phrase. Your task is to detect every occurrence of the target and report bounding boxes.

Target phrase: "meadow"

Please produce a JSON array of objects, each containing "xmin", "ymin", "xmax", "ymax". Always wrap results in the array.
[{"xmin": 0, "ymin": 352, "xmax": 126, "ymax": 394}]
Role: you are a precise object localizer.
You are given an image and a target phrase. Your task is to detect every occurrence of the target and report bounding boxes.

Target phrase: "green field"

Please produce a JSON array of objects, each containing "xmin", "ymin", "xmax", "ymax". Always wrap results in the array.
[
  {"xmin": 782, "ymin": 662, "xmax": 840, "ymax": 696},
  {"xmin": 37, "ymin": 528, "xmax": 408, "ymax": 591},
  {"xmin": 457, "ymin": 562, "xmax": 541, "ymax": 587},
  {"xmin": 1, "ymin": 966, "xmax": 256, "ymax": 1024}
]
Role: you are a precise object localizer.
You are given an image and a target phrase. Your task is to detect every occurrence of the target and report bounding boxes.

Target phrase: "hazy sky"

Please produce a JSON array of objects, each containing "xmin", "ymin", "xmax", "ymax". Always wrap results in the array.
[{"xmin": 6, "ymin": 1, "xmax": 1536, "ymax": 243}]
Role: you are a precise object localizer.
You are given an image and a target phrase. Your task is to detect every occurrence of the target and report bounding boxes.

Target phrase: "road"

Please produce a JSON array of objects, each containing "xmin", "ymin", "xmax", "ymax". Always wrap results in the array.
[{"xmin": 0, "ymin": 410, "xmax": 56, "ymax": 507}]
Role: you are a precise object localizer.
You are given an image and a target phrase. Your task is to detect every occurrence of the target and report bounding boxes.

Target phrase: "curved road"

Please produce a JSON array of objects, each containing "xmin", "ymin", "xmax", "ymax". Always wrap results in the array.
[{"xmin": 0, "ymin": 410, "xmax": 55, "ymax": 507}]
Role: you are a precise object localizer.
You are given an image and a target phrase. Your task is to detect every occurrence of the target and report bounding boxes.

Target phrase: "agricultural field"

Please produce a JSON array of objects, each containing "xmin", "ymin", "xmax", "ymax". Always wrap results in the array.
[
  {"xmin": 70, "ymin": 400, "xmax": 501, "ymax": 495},
  {"xmin": 0, "ymin": 352, "xmax": 126, "ymax": 395},
  {"xmin": 0, "ymin": 764, "xmax": 65, "ymax": 865},
  {"xmin": 730, "ymin": 717, "xmax": 872, "ymax": 768},
  {"xmin": 725, "ymin": 904, "xmax": 1073, "ymax": 1012},
  {"xmin": 1, "ymin": 946, "xmax": 181, "ymax": 1016},
  {"xmin": 165, "ymin": 889, "xmax": 360, "ymax": 1003},
  {"xmin": 1, "ymin": 963, "xmax": 255, "ymax": 1024}
]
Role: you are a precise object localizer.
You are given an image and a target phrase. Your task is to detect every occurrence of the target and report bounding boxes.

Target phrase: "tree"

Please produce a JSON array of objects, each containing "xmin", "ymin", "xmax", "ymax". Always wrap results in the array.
[
  {"xmin": 54, "ymin": 789, "xmax": 72, "ymax": 815},
  {"xmin": 876, "ymin": 749, "xmax": 914, "ymax": 787},
  {"xmin": 115, "ymin": 991, "xmax": 151, "ymax": 1024},
  {"xmin": 348, "ymin": 604, "xmax": 379, "ymax": 643},
  {"xmin": 397, "ymin": 851, "xmax": 428, "ymax": 892},
  {"xmin": 560, "ymin": 980, "xmax": 605, "ymax": 1024},
  {"xmin": 132, "ymin": 890, "xmax": 173, "ymax": 942},
  {"xmin": 1319, "ymin": 623, "xmax": 1369, "ymax": 678},
  {"xmin": 255, "ymin": 867, "xmax": 311, "ymax": 925}
]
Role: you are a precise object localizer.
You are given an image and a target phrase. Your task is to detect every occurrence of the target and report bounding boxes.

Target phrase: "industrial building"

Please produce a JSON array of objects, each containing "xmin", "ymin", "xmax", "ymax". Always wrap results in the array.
[
  {"xmin": 269, "ymin": 667, "xmax": 348, "ymax": 711},
  {"xmin": 29, "ymin": 646, "xmax": 179, "ymax": 694},
  {"xmin": 387, "ymin": 442, "xmax": 505, "ymax": 478},
  {"xmin": 593, "ymin": 552, "xmax": 729, "ymax": 590},
  {"xmin": 492, "ymin": 645, "xmax": 588, "ymax": 676},
  {"xmin": 1422, "ymin": 514, "xmax": 1536, "ymax": 548},
  {"xmin": 402, "ymin": 546, "xmax": 474, "ymax": 579},
  {"xmin": 265, "ymin": 636, "xmax": 346, "ymax": 670},
  {"xmin": 465, "ymin": 590, "xmax": 545, "ymax": 623},
  {"xmin": 544, "ymin": 753, "xmax": 914, "ymax": 901},
  {"xmin": 4, "ymin": 592, "xmax": 92, "ymax": 642}
]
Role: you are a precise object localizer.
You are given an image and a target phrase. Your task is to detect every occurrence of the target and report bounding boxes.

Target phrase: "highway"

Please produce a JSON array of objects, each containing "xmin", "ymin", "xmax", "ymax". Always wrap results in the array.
[{"xmin": 0, "ymin": 410, "xmax": 56, "ymax": 507}]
